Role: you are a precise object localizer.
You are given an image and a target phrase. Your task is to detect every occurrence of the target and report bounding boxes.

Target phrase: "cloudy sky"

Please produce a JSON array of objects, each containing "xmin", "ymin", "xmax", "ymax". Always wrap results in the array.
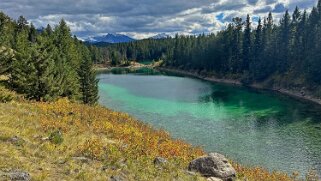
[{"xmin": 0, "ymin": 0, "xmax": 318, "ymax": 39}]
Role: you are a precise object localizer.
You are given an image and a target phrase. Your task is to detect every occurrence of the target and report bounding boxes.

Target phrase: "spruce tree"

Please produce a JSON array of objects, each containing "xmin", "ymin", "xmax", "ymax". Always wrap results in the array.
[
  {"xmin": 28, "ymin": 23, "xmax": 37, "ymax": 43},
  {"xmin": 0, "ymin": 46, "xmax": 14, "ymax": 75},
  {"xmin": 243, "ymin": 14, "xmax": 251, "ymax": 71},
  {"xmin": 79, "ymin": 57, "xmax": 99, "ymax": 105},
  {"xmin": 25, "ymin": 37, "xmax": 57, "ymax": 101},
  {"xmin": 278, "ymin": 10, "xmax": 291, "ymax": 72}
]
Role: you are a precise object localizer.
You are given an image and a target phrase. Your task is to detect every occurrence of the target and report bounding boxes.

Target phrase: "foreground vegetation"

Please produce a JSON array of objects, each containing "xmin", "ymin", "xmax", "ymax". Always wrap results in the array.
[{"xmin": 0, "ymin": 91, "xmax": 317, "ymax": 180}]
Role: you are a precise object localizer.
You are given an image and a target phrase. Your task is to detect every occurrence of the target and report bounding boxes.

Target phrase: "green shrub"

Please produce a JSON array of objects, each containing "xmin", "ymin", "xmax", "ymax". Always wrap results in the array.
[
  {"xmin": 0, "ymin": 86, "xmax": 16, "ymax": 103},
  {"xmin": 49, "ymin": 130, "xmax": 64, "ymax": 145}
]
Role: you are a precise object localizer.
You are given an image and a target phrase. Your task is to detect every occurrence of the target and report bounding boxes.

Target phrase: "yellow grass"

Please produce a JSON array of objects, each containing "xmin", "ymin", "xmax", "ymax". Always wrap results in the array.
[{"xmin": 0, "ymin": 98, "xmax": 316, "ymax": 180}]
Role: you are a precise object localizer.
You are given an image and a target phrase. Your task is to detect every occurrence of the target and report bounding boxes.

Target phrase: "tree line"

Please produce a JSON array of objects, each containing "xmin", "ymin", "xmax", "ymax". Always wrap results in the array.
[
  {"xmin": 0, "ymin": 13, "xmax": 99, "ymax": 104},
  {"xmin": 101, "ymin": 0, "xmax": 321, "ymax": 97}
]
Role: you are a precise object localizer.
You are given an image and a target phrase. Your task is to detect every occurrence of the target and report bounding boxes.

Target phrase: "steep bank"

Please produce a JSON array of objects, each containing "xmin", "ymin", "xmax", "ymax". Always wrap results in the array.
[
  {"xmin": 158, "ymin": 67, "xmax": 321, "ymax": 106},
  {"xmin": 0, "ymin": 98, "xmax": 301, "ymax": 180}
]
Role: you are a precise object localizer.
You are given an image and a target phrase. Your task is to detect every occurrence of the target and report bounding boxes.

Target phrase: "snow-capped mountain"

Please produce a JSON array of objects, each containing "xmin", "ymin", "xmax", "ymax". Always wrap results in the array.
[
  {"xmin": 150, "ymin": 33, "xmax": 171, "ymax": 39},
  {"xmin": 86, "ymin": 33, "xmax": 135, "ymax": 43}
]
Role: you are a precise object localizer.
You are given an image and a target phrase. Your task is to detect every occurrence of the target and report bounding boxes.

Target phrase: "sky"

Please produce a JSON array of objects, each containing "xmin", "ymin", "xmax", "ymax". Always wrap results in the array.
[{"xmin": 0, "ymin": 0, "xmax": 318, "ymax": 39}]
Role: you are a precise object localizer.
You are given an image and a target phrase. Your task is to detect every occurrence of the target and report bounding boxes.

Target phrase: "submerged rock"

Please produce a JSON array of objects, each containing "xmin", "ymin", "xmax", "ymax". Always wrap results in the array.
[{"xmin": 188, "ymin": 153, "xmax": 236, "ymax": 181}]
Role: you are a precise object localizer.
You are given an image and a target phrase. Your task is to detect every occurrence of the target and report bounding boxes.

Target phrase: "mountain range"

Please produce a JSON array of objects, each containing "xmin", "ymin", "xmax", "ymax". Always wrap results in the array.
[
  {"xmin": 149, "ymin": 33, "xmax": 171, "ymax": 39},
  {"xmin": 85, "ymin": 33, "xmax": 171, "ymax": 44},
  {"xmin": 85, "ymin": 33, "xmax": 135, "ymax": 44}
]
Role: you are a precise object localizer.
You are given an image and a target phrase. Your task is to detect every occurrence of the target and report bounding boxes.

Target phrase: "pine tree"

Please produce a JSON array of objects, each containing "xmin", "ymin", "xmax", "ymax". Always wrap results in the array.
[
  {"xmin": 0, "ymin": 46, "xmax": 14, "ymax": 75},
  {"xmin": 231, "ymin": 17, "xmax": 243, "ymax": 73},
  {"xmin": 16, "ymin": 16, "xmax": 28, "ymax": 32},
  {"xmin": 53, "ymin": 19, "xmax": 81, "ymax": 100},
  {"xmin": 251, "ymin": 18, "xmax": 264, "ymax": 80},
  {"xmin": 44, "ymin": 24, "xmax": 53, "ymax": 36},
  {"xmin": 291, "ymin": 7, "xmax": 302, "ymax": 65},
  {"xmin": 26, "ymin": 37, "xmax": 57, "ymax": 101},
  {"xmin": 28, "ymin": 23, "xmax": 37, "ymax": 43},
  {"xmin": 79, "ymin": 57, "xmax": 99, "ymax": 105},
  {"xmin": 278, "ymin": 10, "xmax": 291, "ymax": 72},
  {"xmin": 0, "ymin": 12, "xmax": 15, "ymax": 47},
  {"xmin": 243, "ymin": 14, "xmax": 251, "ymax": 71}
]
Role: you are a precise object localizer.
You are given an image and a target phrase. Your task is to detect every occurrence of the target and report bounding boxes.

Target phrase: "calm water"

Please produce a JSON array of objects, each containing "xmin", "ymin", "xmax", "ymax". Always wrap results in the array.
[{"xmin": 97, "ymin": 68, "xmax": 321, "ymax": 176}]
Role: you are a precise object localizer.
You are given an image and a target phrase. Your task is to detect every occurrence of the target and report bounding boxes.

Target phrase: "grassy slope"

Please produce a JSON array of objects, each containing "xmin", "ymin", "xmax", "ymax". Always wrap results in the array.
[{"xmin": 0, "ymin": 98, "xmax": 303, "ymax": 181}]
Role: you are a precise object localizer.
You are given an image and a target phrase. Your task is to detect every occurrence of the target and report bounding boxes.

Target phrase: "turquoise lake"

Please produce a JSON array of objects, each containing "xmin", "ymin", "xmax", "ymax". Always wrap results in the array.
[{"xmin": 97, "ymin": 68, "xmax": 321, "ymax": 176}]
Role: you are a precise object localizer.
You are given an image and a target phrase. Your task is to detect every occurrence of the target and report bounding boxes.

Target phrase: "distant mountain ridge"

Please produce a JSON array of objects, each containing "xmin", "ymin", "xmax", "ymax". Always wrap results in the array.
[
  {"xmin": 150, "ymin": 33, "xmax": 171, "ymax": 39},
  {"xmin": 85, "ymin": 33, "xmax": 135, "ymax": 43}
]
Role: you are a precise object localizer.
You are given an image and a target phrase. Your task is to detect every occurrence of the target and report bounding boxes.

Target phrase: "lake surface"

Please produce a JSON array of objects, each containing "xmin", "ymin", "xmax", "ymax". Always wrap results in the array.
[{"xmin": 97, "ymin": 68, "xmax": 321, "ymax": 176}]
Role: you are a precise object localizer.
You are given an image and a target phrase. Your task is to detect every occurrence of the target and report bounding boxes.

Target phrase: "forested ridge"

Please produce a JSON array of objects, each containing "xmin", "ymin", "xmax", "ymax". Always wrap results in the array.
[
  {"xmin": 0, "ymin": 13, "xmax": 99, "ymax": 104},
  {"xmin": 101, "ymin": 1, "xmax": 321, "ymax": 98}
]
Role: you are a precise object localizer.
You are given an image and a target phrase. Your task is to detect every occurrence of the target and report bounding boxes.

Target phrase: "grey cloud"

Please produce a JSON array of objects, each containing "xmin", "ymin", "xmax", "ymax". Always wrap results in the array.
[
  {"xmin": 254, "ymin": 6, "xmax": 273, "ymax": 14},
  {"xmin": 273, "ymin": 3, "xmax": 287, "ymax": 13},
  {"xmin": 265, "ymin": 0, "xmax": 278, "ymax": 5},
  {"xmin": 248, "ymin": 0, "xmax": 259, "ymax": 5},
  {"xmin": 0, "ymin": 0, "xmax": 317, "ymax": 39}
]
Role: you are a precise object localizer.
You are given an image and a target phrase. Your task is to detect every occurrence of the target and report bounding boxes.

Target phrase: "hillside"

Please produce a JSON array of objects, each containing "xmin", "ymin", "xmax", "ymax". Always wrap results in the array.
[{"xmin": 0, "ymin": 95, "xmax": 309, "ymax": 180}]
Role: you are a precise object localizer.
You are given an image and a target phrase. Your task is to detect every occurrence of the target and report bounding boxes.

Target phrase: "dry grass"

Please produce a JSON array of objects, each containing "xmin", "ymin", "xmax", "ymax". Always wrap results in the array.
[{"xmin": 0, "ymin": 99, "xmax": 317, "ymax": 180}]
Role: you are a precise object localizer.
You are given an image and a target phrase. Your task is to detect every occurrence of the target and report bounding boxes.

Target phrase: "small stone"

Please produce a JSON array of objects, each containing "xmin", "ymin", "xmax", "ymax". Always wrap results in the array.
[
  {"xmin": 8, "ymin": 136, "xmax": 24, "ymax": 146},
  {"xmin": 207, "ymin": 177, "xmax": 223, "ymax": 181},
  {"xmin": 57, "ymin": 159, "xmax": 67, "ymax": 164},
  {"xmin": 101, "ymin": 165, "xmax": 108, "ymax": 171},
  {"xmin": 72, "ymin": 157, "xmax": 90, "ymax": 163},
  {"xmin": 153, "ymin": 157, "xmax": 167, "ymax": 165},
  {"xmin": 41, "ymin": 137, "xmax": 50, "ymax": 141},
  {"xmin": 185, "ymin": 170, "xmax": 197, "ymax": 176},
  {"xmin": 110, "ymin": 173, "xmax": 127, "ymax": 181}
]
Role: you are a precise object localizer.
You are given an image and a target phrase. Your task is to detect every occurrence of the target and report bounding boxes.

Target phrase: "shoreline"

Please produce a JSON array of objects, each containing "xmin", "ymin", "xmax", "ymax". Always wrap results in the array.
[
  {"xmin": 157, "ymin": 67, "xmax": 321, "ymax": 106},
  {"xmin": 95, "ymin": 63, "xmax": 152, "ymax": 72}
]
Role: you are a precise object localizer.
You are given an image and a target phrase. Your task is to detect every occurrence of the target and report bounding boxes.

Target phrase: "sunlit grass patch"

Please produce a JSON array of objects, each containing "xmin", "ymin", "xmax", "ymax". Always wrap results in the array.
[{"xmin": 0, "ymin": 99, "xmax": 314, "ymax": 180}]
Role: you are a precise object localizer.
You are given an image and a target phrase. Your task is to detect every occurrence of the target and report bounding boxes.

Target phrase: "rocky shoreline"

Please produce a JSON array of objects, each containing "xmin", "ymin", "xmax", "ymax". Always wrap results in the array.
[{"xmin": 157, "ymin": 67, "xmax": 321, "ymax": 106}]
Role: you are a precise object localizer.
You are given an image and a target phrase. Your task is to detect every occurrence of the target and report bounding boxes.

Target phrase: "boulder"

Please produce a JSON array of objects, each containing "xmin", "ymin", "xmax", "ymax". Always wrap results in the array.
[{"xmin": 188, "ymin": 153, "xmax": 236, "ymax": 181}]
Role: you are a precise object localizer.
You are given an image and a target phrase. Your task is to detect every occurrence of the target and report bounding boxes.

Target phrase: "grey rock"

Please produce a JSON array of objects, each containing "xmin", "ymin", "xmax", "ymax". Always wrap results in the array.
[
  {"xmin": 207, "ymin": 177, "xmax": 223, "ymax": 181},
  {"xmin": 8, "ymin": 136, "xmax": 24, "ymax": 146},
  {"xmin": 1, "ymin": 170, "xmax": 31, "ymax": 181},
  {"xmin": 110, "ymin": 175, "xmax": 123, "ymax": 181},
  {"xmin": 185, "ymin": 170, "xmax": 197, "ymax": 176},
  {"xmin": 72, "ymin": 156, "xmax": 90, "ymax": 163},
  {"xmin": 153, "ymin": 157, "xmax": 167, "ymax": 165},
  {"xmin": 300, "ymin": 90, "xmax": 305, "ymax": 96},
  {"xmin": 110, "ymin": 173, "xmax": 127, "ymax": 181},
  {"xmin": 188, "ymin": 153, "xmax": 236, "ymax": 181}
]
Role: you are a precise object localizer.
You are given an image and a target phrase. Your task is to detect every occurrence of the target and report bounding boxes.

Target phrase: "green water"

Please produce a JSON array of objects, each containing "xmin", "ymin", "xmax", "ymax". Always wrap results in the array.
[{"xmin": 98, "ymin": 68, "xmax": 321, "ymax": 176}]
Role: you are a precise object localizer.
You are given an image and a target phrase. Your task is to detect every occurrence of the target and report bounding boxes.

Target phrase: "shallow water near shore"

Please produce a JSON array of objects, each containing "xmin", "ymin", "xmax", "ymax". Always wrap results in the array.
[{"xmin": 97, "ymin": 68, "xmax": 321, "ymax": 176}]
